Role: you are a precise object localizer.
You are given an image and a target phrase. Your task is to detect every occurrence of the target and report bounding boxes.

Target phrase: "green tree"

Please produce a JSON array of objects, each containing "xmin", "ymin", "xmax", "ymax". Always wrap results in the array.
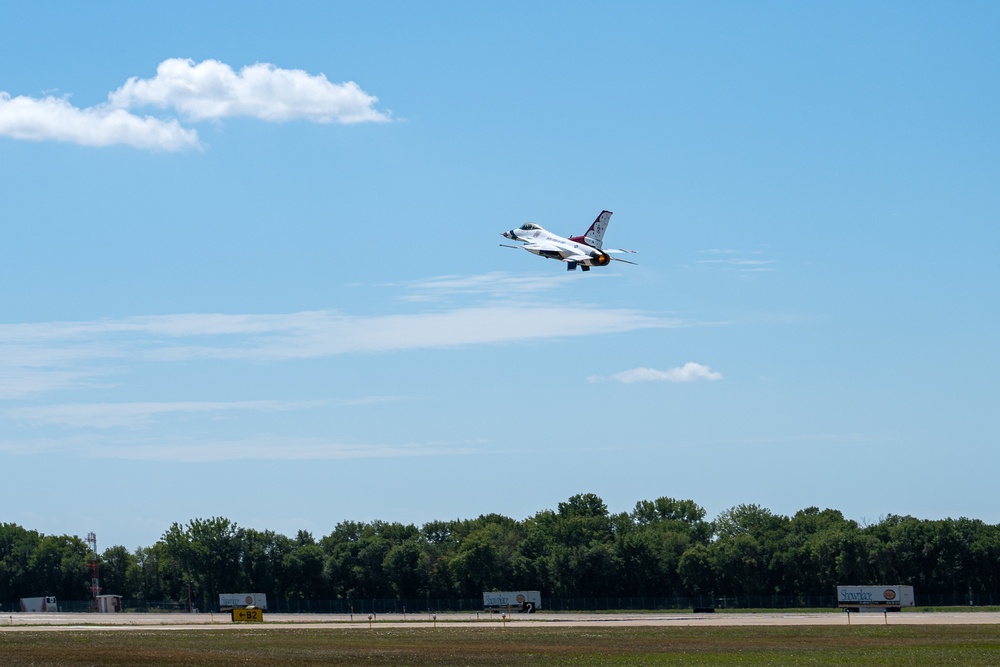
[
  {"xmin": 26, "ymin": 535, "xmax": 89, "ymax": 601},
  {"xmin": 242, "ymin": 529, "xmax": 290, "ymax": 598},
  {"xmin": 161, "ymin": 517, "xmax": 244, "ymax": 608},
  {"xmin": 678, "ymin": 543, "xmax": 716, "ymax": 595},
  {"xmin": 133, "ymin": 543, "xmax": 171, "ymax": 601},
  {"xmin": 383, "ymin": 539, "xmax": 430, "ymax": 599},
  {"xmin": 958, "ymin": 518, "xmax": 1000, "ymax": 594},
  {"xmin": 711, "ymin": 505, "xmax": 790, "ymax": 596},
  {"xmin": 99, "ymin": 545, "xmax": 140, "ymax": 598},
  {"xmin": 616, "ymin": 523, "xmax": 690, "ymax": 596},
  {"xmin": 0, "ymin": 523, "xmax": 41, "ymax": 600},
  {"xmin": 449, "ymin": 526, "xmax": 507, "ymax": 597},
  {"xmin": 283, "ymin": 543, "xmax": 326, "ymax": 599},
  {"xmin": 780, "ymin": 507, "xmax": 863, "ymax": 595},
  {"xmin": 553, "ymin": 494, "xmax": 613, "ymax": 548},
  {"xmin": 632, "ymin": 497, "xmax": 711, "ymax": 542}
]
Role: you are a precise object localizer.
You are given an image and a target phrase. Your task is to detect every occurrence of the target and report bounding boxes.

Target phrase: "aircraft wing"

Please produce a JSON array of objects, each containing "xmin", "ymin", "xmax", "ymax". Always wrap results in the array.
[
  {"xmin": 523, "ymin": 242, "xmax": 564, "ymax": 253},
  {"xmin": 605, "ymin": 247, "xmax": 637, "ymax": 264},
  {"xmin": 523, "ymin": 242, "xmax": 570, "ymax": 259}
]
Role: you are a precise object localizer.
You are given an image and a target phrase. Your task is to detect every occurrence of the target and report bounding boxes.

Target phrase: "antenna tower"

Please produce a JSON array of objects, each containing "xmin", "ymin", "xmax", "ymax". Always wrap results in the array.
[{"xmin": 86, "ymin": 531, "xmax": 101, "ymax": 608}]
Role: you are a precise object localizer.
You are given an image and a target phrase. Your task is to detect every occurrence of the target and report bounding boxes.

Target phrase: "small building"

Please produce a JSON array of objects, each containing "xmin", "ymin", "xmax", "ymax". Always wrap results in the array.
[{"xmin": 95, "ymin": 595, "xmax": 123, "ymax": 613}]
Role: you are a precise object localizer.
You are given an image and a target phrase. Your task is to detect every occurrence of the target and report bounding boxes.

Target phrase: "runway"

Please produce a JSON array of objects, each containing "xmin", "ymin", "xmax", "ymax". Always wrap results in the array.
[{"xmin": 4, "ymin": 610, "xmax": 1000, "ymax": 631}]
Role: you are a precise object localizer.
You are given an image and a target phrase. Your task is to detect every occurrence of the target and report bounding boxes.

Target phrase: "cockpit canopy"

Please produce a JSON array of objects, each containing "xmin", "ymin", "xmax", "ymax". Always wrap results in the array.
[{"xmin": 519, "ymin": 223, "xmax": 542, "ymax": 230}]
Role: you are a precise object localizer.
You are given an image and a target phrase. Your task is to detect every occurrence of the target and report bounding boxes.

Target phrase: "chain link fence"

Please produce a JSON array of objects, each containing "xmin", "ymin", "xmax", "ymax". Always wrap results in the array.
[{"xmin": 5, "ymin": 592, "xmax": 998, "ymax": 614}]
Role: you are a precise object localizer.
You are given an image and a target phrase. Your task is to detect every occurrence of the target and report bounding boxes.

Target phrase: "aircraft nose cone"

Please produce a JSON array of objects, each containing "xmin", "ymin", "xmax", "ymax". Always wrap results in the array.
[{"xmin": 502, "ymin": 230, "xmax": 513, "ymax": 239}]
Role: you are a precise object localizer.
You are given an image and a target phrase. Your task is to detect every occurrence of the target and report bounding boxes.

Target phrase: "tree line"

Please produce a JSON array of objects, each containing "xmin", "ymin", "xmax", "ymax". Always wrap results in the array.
[{"xmin": 3, "ymin": 494, "xmax": 1000, "ymax": 608}]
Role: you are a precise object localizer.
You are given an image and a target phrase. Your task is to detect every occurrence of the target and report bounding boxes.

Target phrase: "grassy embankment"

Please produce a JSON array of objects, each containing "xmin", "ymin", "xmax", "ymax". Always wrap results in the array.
[{"xmin": 3, "ymin": 625, "xmax": 1000, "ymax": 666}]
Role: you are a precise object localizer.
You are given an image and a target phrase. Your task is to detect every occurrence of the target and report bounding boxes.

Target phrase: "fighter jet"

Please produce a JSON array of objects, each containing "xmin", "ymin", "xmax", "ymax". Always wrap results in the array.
[{"xmin": 500, "ymin": 210, "xmax": 637, "ymax": 271}]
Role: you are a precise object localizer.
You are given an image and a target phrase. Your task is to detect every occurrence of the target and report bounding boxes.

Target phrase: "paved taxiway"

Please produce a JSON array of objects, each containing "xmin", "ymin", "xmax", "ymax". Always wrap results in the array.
[{"xmin": 4, "ymin": 611, "xmax": 1000, "ymax": 631}]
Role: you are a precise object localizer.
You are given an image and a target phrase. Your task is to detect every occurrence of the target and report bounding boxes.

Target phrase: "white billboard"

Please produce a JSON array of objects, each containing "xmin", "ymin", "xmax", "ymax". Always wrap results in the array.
[
  {"xmin": 219, "ymin": 593, "xmax": 268, "ymax": 609},
  {"xmin": 482, "ymin": 591, "xmax": 541, "ymax": 612}
]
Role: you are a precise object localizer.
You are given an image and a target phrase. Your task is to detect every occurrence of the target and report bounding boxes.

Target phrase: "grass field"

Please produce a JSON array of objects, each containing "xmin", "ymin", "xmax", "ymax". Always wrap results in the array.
[{"xmin": 3, "ymin": 625, "xmax": 1000, "ymax": 666}]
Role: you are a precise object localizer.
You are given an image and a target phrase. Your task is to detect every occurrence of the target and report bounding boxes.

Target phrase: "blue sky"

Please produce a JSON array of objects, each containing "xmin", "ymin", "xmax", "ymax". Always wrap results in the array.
[{"xmin": 2, "ymin": 2, "xmax": 997, "ymax": 550}]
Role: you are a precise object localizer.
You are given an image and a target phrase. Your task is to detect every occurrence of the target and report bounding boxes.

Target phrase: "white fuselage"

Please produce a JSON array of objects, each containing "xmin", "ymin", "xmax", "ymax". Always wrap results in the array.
[{"xmin": 501, "ymin": 224, "xmax": 611, "ymax": 268}]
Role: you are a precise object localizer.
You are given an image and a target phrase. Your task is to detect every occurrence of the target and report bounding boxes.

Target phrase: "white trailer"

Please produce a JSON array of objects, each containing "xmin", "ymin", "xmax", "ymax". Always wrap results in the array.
[
  {"xmin": 837, "ymin": 585, "xmax": 915, "ymax": 612},
  {"xmin": 95, "ymin": 595, "xmax": 123, "ymax": 613},
  {"xmin": 20, "ymin": 596, "xmax": 58, "ymax": 612},
  {"xmin": 219, "ymin": 593, "xmax": 268, "ymax": 610},
  {"xmin": 483, "ymin": 591, "xmax": 541, "ymax": 613}
]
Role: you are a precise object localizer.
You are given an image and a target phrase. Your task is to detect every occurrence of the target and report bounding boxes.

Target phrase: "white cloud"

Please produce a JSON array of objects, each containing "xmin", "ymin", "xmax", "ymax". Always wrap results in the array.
[
  {"xmin": 590, "ymin": 362, "xmax": 723, "ymax": 384},
  {"xmin": 0, "ymin": 58, "xmax": 389, "ymax": 151},
  {"xmin": 0, "ymin": 92, "xmax": 200, "ymax": 151},
  {"xmin": 108, "ymin": 58, "xmax": 391, "ymax": 124}
]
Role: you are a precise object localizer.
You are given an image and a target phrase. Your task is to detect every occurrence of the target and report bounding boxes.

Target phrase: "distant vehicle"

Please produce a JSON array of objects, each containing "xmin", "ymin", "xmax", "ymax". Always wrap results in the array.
[
  {"xmin": 219, "ymin": 593, "xmax": 268, "ymax": 610},
  {"xmin": 95, "ymin": 595, "xmax": 123, "ymax": 613},
  {"xmin": 837, "ymin": 585, "xmax": 915, "ymax": 612},
  {"xmin": 483, "ymin": 591, "xmax": 541, "ymax": 613},
  {"xmin": 501, "ymin": 210, "xmax": 636, "ymax": 271},
  {"xmin": 20, "ymin": 596, "xmax": 58, "ymax": 612}
]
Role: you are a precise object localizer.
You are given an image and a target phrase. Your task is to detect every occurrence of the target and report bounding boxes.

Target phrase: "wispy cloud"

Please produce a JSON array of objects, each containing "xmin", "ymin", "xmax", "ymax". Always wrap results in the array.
[
  {"xmin": 0, "ymin": 58, "xmax": 390, "ymax": 151},
  {"xmin": 699, "ymin": 248, "xmax": 776, "ymax": 273},
  {"xmin": 0, "ymin": 302, "xmax": 687, "ymax": 399},
  {"xmin": 589, "ymin": 362, "xmax": 723, "ymax": 384},
  {"xmin": 0, "ymin": 367, "xmax": 109, "ymax": 400},
  {"xmin": 0, "ymin": 434, "xmax": 467, "ymax": 463},
  {"xmin": 4, "ymin": 396, "xmax": 410, "ymax": 429},
  {"xmin": 4, "ymin": 400, "xmax": 326, "ymax": 429},
  {"xmin": 397, "ymin": 272, "xmax": 577, "ymax": 302}
]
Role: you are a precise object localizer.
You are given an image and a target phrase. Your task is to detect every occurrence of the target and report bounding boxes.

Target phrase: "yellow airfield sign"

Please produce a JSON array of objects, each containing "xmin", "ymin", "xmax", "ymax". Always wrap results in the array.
[{"xmin": 231, "ymin": 607, "xmax": 264, "ymax": 622}]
